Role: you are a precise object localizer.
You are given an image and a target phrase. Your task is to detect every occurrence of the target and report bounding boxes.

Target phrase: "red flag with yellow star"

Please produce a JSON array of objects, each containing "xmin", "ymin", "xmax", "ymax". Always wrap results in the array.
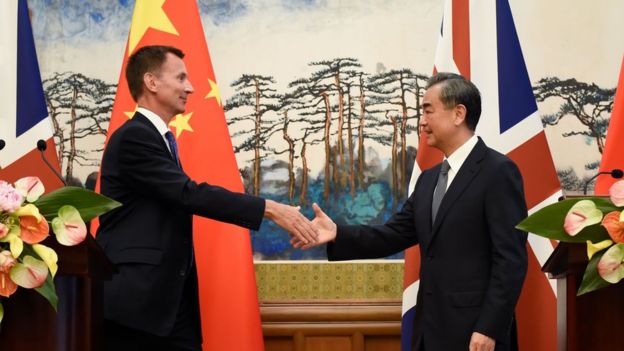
[{"xmin": 100, "ymin": 1, "xmax": 264, "ymax": 349}]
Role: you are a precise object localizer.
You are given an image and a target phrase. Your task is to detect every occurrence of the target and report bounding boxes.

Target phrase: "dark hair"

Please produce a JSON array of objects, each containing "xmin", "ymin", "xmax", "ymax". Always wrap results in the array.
[
  {"xmin": 125, "ymin": 45, "xmax": 185, "ymax": 101},
  {"xmin": 426, "ymin": 72, "xmax": 481, "ymax": 131},
  {"xmin": 64, "ymin": 176, "xmax": 84, "ymax": 188},
  {"xmin": 85, "ymin": 171, "xmax": 99, "ymax": 191}
]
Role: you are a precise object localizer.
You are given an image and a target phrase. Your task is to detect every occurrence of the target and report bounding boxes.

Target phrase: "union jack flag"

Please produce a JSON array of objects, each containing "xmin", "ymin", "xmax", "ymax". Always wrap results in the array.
[
  {"xmin": 0, "ymin": 0, "xmax": 62, "ymax": 188},
  {"xmin": 403, "ymin": 1, "xmax": 561, "ymax": 349}
]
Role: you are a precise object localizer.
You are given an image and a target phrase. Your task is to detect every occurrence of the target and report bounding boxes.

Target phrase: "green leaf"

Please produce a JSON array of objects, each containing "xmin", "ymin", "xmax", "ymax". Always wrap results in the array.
[
  {"xmin": 516, "ymin": 197, "xmax": 617, "ymax": 243},
  {"xmin": 34, "ymin": 187, "xmax": 121, "ymax": 222},
  {"xmin": 34, "ymin": 273, "xmax": 58, "ymax": 311},
  {"xmin": 577, "ymin": 251, "xmax": 612, "ymax": 296}
]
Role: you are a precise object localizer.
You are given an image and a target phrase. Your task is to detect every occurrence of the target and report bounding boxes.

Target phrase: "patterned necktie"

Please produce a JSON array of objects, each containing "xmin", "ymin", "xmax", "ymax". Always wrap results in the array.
[
  {"xmin": 164, "ymin": 131, "xmax": 180, "ymax": 166},
  {"xmin": 431, "ymin": 160, "xmax": 450, "ymax": 222},
  {"xmin": 165, "ymin": 130, "xmax": 192, "ymax": 269}
]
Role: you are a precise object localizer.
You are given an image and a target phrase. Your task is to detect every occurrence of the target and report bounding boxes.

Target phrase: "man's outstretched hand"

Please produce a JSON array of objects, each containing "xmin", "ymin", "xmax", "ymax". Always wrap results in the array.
[
  {"xmin": 291, "ymin": 203, "xmax": 337, "ymax": 249},
  {"xmin": 264, "ymin": 199, "xmax": 318, "ymax": 245}
]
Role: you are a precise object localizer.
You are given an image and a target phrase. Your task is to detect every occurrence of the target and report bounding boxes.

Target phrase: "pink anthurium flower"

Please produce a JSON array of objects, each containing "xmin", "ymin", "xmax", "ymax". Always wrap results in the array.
[
  {"xmin": 14, "ymin": 177, "xmax": 44, "ymax": 203},
  {"xmin": 564, "ymin": 200, "xmax": 603, "ymax": 236},
  {"xmin": 51, "ymin": 205, "xmax": 86, "ymax": 246},
  {"xmin": 597, "ymin": 243, "xmax": 624, "ymax": 284},
  {"xmin": 18, "ymin": 215, "xmax": 49, "ymax": 244},
  {"xmin": 602, "ymin": 211, "xmax": 624, "ymax": 243},
  {"xmin": 9, "ymin": 255, "xmax": 48, "ymax": 289},
  {"xmin": 610, "ymin": 180, "xmax": 624, "ymax": 207},
  {"xmin": 32, "ymin": 244, "xmax": 58, "ymax": 277}
]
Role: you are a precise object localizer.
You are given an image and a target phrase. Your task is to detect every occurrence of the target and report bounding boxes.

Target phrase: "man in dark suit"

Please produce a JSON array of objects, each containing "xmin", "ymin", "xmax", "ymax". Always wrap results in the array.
[
  {"xmin": 97, "ymin": 45, "xmax": 318, "ymax": 351},
  {"xmin": 296, "ymin": 73, "xmax": 528, "ymax": 351}
]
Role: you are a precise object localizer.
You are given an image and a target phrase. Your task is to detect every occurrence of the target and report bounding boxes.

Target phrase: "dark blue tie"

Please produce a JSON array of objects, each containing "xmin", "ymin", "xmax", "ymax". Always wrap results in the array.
[
  {"xmin": 164, "ymin": 131, "xmax": 192, "ymax": 269},
  {"xmin": 164, "ymin": 131, "xmax": 180, "ymax": 166}
]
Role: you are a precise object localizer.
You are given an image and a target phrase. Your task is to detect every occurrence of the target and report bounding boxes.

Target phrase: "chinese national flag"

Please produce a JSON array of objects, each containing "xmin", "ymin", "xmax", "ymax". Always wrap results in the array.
[
  {"xmin": 595, "ymin": 56, "xmax": 624, "ymax": 194},
  {"xmin": 100, "ymin": 1, "xmax": 264, "ymax": 349}
]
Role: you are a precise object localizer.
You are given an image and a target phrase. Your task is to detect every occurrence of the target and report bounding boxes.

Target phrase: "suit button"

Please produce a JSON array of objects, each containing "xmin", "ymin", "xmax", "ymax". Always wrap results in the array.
[
  {"xmin": 427, "ymin": 256, "xmax": 433, "ymax": 261},
  {"xmin": 179, "ymin": 270, "xmax": 186, "ymax": 276},
  {"xmin": 426, "ymin": 291, "xmax": 433, "ymax": 296}
]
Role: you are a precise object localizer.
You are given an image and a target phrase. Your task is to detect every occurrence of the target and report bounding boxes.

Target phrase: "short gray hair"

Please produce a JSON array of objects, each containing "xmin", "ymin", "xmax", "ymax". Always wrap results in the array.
[{"xmin": 426, "ymin": 72, "xmax": 482, "ymax": 131}]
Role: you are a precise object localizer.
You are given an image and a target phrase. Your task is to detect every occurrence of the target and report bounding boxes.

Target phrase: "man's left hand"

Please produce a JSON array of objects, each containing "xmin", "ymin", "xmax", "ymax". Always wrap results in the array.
[{"xmin": 469, "ymin": 332, "xmax": 495, "ymax": 351}]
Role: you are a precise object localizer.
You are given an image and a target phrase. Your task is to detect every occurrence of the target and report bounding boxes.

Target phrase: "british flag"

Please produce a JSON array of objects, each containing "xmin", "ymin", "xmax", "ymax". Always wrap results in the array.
[
  {"xmin": 0, "ymin": 0, "xmax": 62, "ymax": 188},
  {"xmin": 403, "ymin": 0, "xmax": 562, "ymax": 350}
]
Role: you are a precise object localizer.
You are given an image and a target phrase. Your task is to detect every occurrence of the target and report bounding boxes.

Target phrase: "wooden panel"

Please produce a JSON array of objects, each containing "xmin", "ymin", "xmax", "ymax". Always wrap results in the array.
[
  {"xmin": 262, "ymin": 300, "xmax": 401, "ymax": 351},
  {"xmin": 305, "ymin": 336, "xmax": 352, "ymax": 351},
  {"xmin": 365, "ymin": 336, "xmax": 401, "ymax": 351},
  {"xmin": 265, "ymin": 337, "xmax": 294, "ymax": 351},
  {"xmin": 543, "ymin": 242, "xmax": 624, "ymax": 351}
]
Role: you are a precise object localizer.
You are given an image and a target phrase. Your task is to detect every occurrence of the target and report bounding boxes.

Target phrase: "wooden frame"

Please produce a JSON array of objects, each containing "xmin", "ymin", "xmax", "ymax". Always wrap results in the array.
[{"xmin": 255, "ymin": 262, "xmax": 404, "ymax": 351}]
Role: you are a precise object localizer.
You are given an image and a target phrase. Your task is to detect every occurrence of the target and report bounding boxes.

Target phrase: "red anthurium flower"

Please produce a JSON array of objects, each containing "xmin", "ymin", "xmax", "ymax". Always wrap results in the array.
[
  {"xmin": 18, "ymin": 215, "xmax": 49, "ymax": 244},
  {"xmin": 597, "ymin": 244, "xmax": 624, "ymax": 284},
  {"xmin": 0, "ymin": 272, "xmax": 17, "ymax": 297},
  {"xmin": 9, "ymin": 255, "xmax": 48, "ymax": 289},
  {"xmin": 564, "ymin": 200, "xmax": 603, "ymax": 236},
  {"xmin": 0, "ymin": 251, "xmax": 18, "ymax": 297},
  {"xmin": 610, "ymin": 180, "xmax": 624, "ymax": 207},
  {"xmin": 602, "ymin": 211, "xmax": 624, "ymax": 243}
]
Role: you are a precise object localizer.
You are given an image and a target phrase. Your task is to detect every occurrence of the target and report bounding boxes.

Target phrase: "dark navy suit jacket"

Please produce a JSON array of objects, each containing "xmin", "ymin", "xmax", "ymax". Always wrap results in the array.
[
  {"xmin": 328, "ymin": 138, "xmax": 528, "ymax": 351},
  {"xmin": 97, "ymin": 112, "xmax": 265, "ymax": 337}
]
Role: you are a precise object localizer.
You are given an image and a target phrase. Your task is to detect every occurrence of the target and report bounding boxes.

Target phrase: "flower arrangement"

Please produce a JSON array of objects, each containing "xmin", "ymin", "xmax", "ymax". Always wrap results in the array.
[
  {"xmin": 0, "ymin": 177, "xmax": 120, "ymax": 325},
  {"xmin": 517, "ymin": 180, "xmax": 624, "ymax": 295}
]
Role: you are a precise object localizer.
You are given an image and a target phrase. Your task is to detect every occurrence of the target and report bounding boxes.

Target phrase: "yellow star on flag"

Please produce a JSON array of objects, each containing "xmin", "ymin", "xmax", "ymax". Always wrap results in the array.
[
  {"xmin": 124, "ymin": 105, "xmax": 138, "ymax": 119},
  {"xmin": 127, "ymin": 0, "xmax": 179, "ymax": 55},
  {"xmin": 169, "ymin": 112, "xmax": 194, "ymax": 138},
  {"xmin": 205, "ymin": 78, "xmax": 222, "ymax": 106}
]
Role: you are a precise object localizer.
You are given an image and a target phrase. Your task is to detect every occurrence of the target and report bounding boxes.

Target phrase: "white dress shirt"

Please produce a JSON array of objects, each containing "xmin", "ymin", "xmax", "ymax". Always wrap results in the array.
[
  {"xmin": 443, "ymin": 134, "xmax": 478, "ymax": 191},
  {"xmin": 137, "ymin": 107, "xmax": 174, "ymax": 156}
]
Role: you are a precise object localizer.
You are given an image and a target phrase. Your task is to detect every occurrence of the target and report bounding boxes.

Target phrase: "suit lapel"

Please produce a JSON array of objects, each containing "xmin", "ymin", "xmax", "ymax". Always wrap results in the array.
[
  {"xmin": 430, "ymin": 139, "xmax": 488, "ymax": 237},
  {"xmin": 132, "ymin": 112, "xmax": 179, "ymax": 165}
]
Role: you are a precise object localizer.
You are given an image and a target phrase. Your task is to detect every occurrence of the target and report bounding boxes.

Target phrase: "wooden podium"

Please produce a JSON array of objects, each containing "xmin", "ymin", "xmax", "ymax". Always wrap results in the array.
[
  {"xmin": 542, "ymin": 242, "xmax": 624, "ymax": 351},
  {"xmin": 0, "ymin": 235, "xmax": 114, "ymax": 351}
]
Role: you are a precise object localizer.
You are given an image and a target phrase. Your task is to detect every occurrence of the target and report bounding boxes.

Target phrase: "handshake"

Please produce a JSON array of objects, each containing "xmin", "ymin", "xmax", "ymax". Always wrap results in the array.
[{"xmin": 264, "ymin": 200, "xmax": 336, "ymax": 249}]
